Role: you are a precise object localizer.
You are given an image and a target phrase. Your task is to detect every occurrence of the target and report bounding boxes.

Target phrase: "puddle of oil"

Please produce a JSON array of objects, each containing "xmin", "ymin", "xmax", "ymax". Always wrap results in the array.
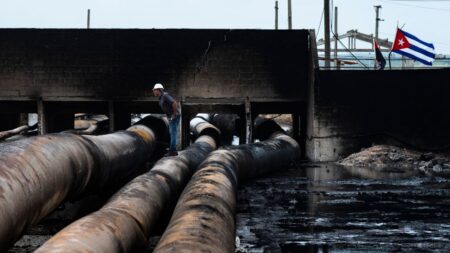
[{"xmin": 236, "ymin": 163, "xmax": 450, "ymax": 253}]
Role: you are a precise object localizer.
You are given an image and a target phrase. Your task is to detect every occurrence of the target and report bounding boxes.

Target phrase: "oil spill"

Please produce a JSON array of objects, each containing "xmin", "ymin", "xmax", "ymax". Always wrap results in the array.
[
  {"xmin": 8, "ymin": 163, "xmax": 450, "ymax": 252},
  {"xmin": 236, "ymin": 163, "xmax": 450, "ymax": 252}
]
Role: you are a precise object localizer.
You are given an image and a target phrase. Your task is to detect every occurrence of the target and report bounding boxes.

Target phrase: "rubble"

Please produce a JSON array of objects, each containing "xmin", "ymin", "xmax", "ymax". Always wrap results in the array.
[{"xmin": 338, "ymin": 145, "xmax": 450, "ymax": 176}]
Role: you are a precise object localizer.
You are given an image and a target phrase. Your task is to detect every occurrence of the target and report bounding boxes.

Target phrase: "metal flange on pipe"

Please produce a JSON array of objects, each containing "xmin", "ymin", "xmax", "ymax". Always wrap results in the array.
[
  {"xmin": 154, "ymin": 119, "xmax": 300, "ymax": 253},
  {"xmin": 0, "ymin": 116, "xmax": 164, "ymax": 251},
  {"xmin": 189, "ymin": 113, "xmax": 221, "ymax": 144},
  {"xmin": 35, "ymin": 115, "xmax": 220, "ymax": 253}
]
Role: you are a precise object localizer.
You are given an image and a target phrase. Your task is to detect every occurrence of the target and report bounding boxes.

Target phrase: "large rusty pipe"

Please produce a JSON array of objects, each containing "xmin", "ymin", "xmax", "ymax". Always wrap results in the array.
[
  {"xmin": 35, "ymin": 117, "xmax": 220, "ymax": 253},
  {"xmin": 210, "ymin": 114, "xmax": 238, "ymax": 145},
  {"xmin": 154, "ymin": 121, "xmax": 300, "ymax": 253},
  {"xmin": 190, "ymin": 114, "xmax": 221, "ymax": 145},
  {"xmin": 0, "ymin": 116, "xmax": 163, "ymax": 251},
  {"xmin": 0, "ymin": 125, "xmax": 32, "ymax": 141}
]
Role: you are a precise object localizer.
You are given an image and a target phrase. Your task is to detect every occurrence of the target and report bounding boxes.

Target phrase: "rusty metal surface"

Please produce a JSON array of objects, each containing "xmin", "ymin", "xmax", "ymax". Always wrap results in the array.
[
  {"xmin": 35, "ymin": 124, "xmax": 219, "ymax": 252},
  {"xmin": 154, "ymin": 126, "xmax": 300, "ymax": 253},
  {"xmin": 154, "ymin": 149, "xmax": 238, "ymax": 253},
  {"xmin": 0, "ymin": 120, "xmax": 159, "ymax": 251}
]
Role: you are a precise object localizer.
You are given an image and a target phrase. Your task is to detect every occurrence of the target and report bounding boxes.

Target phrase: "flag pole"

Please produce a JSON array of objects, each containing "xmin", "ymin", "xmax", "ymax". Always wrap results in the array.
[
  {"xmin": 389, "ymin": 25, "xmax": 398, "ymax": 70},
  {"xmin": 388, "ymin": 52, "xmax": 392, "ymax": 70}
]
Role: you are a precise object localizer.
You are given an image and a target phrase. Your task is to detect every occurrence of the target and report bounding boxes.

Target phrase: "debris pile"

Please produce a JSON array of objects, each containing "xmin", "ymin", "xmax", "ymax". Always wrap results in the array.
[{"xmin": 338, "ymin": 145, "xmax": 450, "ymax": 175}]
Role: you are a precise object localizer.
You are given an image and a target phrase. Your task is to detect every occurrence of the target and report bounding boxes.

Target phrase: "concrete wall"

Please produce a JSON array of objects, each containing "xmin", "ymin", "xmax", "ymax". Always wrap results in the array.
[
  {"xmin": 0, "ymin": 29, "xmax": 309, "ymax": 102},
  {"xmin": 307, "ymin": 69, "xmax": 450, "ymax": 161},
  {"xmin": 0, "ymin": 29, "xmax": 310, "ymax": 135}
]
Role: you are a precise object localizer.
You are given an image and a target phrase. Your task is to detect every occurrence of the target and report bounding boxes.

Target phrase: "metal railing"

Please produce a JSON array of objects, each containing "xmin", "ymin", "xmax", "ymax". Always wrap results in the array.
[{"xmin": 319, "ymin": 55, "xmax": 450, "ymax": 70}]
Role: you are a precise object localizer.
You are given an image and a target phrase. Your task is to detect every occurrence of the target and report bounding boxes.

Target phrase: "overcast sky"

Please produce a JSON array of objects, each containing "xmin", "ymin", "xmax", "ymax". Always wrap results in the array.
[{"xmin": 2, "ymin": 0, "xmax": 450, "ymax": 53}]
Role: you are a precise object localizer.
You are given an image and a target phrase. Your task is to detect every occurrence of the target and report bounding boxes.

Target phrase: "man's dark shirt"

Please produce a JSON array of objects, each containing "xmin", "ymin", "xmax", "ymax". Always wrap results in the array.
[{"xmin": 159, "ymin": 92, "xmax": 178, "ymax": 117}]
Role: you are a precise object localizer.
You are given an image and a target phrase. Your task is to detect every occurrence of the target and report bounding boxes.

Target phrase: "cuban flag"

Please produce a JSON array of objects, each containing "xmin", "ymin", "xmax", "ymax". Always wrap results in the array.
[
  {"xmin": 391, "ymin": 28, "xmax": 435, "ymax": 66},
  {"xmin": 374, "ymin": 40, "xmax": 386, "ymax": 70}
]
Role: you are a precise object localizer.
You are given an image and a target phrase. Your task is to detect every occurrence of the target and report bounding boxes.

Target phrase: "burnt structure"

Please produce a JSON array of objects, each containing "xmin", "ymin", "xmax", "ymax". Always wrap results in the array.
[
  {"xmin": 0, "ymin": 29, "xmax": 449, "ymax": 161},
  {"xmin": 0, "ymin": 29, "xmax": 308, "ymax": 148}
]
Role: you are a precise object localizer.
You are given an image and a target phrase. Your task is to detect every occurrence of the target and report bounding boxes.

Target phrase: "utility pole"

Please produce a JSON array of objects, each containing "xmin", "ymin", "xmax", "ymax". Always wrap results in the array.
[
  {"xmin": 87, "ymin": 9, "xmax": 91, "ymax": 29},
  {"xmin": 334, "ymin": 6, "xmax": 339, "ymax": 69},
  {"xmin": 374, "ymin": 5, "xmax": 383, "ymax": 69},
  {"xmin": 275, "ymin": 1, "xmax": 279, "ymax": 30},
  {"xmin": 374, "ymin": 5, "xmax": 383, "ymax": 43},
  {"xmin": 324, "ymin": 0, "xmax": 331, "ymax": 68},
  {"xmin": 288, "ymin": 0, "xmax": 292, "ymax": 30}
]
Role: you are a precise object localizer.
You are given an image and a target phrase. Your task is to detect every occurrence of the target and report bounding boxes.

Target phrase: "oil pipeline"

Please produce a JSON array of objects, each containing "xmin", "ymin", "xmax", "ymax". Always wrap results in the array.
[
  {"xmin": 154, "ymin": 119, "xmax": 300, "ymax": 253},
  {"xmin": 0, "ymin": 116, "xmax": 166, "ymax": 251},
  {"xmin": 35, "ymin": 115, "xmax": 220, "ymax": 252},
  {"xmin": 1, "ymin": 115, "xmax": 300, "ymax": 252}
]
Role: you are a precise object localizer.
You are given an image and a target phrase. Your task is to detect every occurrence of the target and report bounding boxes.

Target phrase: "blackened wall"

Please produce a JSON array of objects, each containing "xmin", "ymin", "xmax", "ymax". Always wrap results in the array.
[
  {"xmin": 308, "ymin": 69, "xmax": 450, "ymax": 161},
  {"xmin": 0, "ymin": 29, "xmax": 309, "ymax": 102}
]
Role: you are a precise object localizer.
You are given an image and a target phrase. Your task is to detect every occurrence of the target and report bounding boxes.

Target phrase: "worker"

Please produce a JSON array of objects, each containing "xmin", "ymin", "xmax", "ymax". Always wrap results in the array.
[{"xmin": 153, "ymin": 83, "xmax": 181, "ymax": 156}]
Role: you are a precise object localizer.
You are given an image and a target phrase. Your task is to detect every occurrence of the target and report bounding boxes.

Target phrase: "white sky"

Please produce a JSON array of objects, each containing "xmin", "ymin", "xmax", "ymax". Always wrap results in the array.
[{"xmin": 2, "ymin": 0, "xmax": 450, "ymax": 53}]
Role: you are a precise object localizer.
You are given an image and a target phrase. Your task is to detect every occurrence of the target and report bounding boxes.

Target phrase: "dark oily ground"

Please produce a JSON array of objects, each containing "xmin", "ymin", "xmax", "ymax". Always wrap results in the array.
[
  {"xmin": 236, "ymin": 146, "xmax": 450, "ymax": 252},
  {"xmin": 9, "ymin": 145, "xmax": 450, "ymax": 252}
]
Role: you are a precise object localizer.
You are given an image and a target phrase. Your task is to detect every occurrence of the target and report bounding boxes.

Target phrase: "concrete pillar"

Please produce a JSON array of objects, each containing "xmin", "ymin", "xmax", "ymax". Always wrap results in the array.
[
  {"xmin": 37, "ymin": 99, "xmax": 47, "ymax": 135},
  {"xmin": 237, "ymin": 114, "xmax": 246, "ymax": 145},
  {"xmin": 108, "ymin": 101, "xmax": 115, "ymax": 132},
  {"xmin": 245, "ymin": 97, "xmax": 252, "ymax": 144},
  {"xmin": 300, "ymin": 104, "xmax": 307, "ymax": 158},
  {"xmin": 293, "ymin": 111, "xmax": 306, "ymax": 158}
]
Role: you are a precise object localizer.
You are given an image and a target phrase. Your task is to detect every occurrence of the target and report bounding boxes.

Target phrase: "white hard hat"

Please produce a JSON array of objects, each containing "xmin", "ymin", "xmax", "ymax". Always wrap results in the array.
[{"xmin": 152, "ymin": 83, "xmax": 164, "ymax": 90}]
